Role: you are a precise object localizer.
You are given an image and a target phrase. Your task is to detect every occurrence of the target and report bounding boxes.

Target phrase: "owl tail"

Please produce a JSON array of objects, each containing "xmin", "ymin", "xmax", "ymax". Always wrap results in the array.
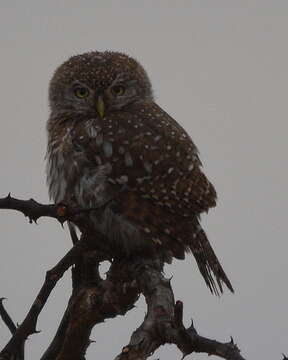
[{"xmin": 189, "ymin": 220, "xmax": 234, "ymax": 295}]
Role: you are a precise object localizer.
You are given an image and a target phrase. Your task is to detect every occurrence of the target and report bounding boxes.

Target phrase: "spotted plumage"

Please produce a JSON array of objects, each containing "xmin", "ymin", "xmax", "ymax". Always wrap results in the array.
[{"xmin": 46, "ymin": 51, "xmax": 233, "ymax": 294}]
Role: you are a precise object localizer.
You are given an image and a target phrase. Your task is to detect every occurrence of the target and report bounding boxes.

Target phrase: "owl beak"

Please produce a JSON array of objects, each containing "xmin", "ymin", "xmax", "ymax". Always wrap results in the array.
[{"xmin": 96, "ymin": 96, "xmax": 105, "ymax": 119}]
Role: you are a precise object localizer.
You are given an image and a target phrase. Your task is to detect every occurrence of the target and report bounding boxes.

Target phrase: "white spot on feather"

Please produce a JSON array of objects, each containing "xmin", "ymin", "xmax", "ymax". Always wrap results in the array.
[
  {"xmin": 117, "ymin": 175, "xmax": 128, "ymax": 184},
  {"xmin": 152, "ymin": 238, "xmax": 162, "ymax": 245},
  {"xmin": 144, "ymin": 161, "xmax": 152, "ymax": 173},
  {"xmin": 96, "ymin": 134, "xmax": 103, "ymax": 146},
  {"xmin": 103, "ymin": 141, "xmax": 113, "ymax": 157},
  {"xmin": 124, "ymin": 152, "xmax": 133, "ymax": 167}
]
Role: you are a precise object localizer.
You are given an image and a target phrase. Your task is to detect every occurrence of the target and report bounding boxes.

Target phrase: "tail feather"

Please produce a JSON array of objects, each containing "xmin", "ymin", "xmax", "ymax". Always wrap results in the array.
[{"xmin": 189, "ymin": 221, "xmax": 234, "ymax": 295}]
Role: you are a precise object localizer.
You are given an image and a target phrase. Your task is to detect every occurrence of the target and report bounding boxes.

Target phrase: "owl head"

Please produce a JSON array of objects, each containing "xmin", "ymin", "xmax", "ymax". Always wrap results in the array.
[{"xmin": 49, "ymin": 51, "xmax": 153, "ymax": 118}]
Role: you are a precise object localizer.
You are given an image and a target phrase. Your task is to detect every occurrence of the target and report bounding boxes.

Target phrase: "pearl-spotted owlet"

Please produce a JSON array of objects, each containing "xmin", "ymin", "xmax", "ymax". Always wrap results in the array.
[{"xmin": 46, "ymin": 51, "xmax": 233, "ymax": 295}]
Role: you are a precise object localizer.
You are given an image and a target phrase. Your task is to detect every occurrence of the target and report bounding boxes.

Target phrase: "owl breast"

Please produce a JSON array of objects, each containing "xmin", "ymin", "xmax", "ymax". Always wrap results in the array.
[
  {"xmin": 46, "ymin": 115, "xmax": 162, "ymax": 256},
  {"xmin": 46, "ymin": 118, "xmax": 114, "ymax": 209}
]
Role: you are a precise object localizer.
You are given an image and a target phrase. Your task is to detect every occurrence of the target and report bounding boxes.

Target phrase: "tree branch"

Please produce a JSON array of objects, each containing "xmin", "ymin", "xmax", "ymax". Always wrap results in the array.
[
  {"xmin": 114, "ymin": 259, "xmax": 246, "ymax": 360},
  {"xmin": 0, "ymin": 195, "xmax": 249, "ymax": 359},
  {"xmin": 0, "ymin": 299, "xmax": 17, "ymax": 335},
  {"xmin": 0, "ymin": 239, "xmax": 86, "ymax": 359},
  {"xmin": 0, "ymin": 299, "xmax": 24, "ymax": 360},
  {"xmin": 51, "ymin": 260, "xmax": 140, "ymax": 360},
  {"xmin": 0, "ymin": 194, "xmax": 71, "ymax": 223}
]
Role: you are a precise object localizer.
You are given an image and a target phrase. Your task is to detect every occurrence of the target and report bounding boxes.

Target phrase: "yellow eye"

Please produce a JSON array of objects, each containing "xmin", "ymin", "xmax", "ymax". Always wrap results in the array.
[
  {"xmin": 112, "ymin": 85, "xmax": 125, "ymax": 96},
  {"xmin": 74, "ymin": 87, "xmax": 89, "ymax": 98}
]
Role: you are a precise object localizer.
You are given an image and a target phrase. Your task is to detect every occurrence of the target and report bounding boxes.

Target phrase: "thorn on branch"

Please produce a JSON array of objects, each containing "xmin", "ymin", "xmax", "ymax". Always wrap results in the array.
[
  {"xmin": 0, "ymin": 298, "xmax": 17, "ymax": 335},
  {"xmin": 187, "ymin": 319, "xmax": 197, "ymax": 335}
]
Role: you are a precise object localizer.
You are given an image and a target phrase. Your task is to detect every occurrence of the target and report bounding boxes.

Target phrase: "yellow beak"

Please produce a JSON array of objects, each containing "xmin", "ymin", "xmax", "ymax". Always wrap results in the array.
[{"xmin": 96, "ymin": 96, "xmax": 105, "ymax": 119}]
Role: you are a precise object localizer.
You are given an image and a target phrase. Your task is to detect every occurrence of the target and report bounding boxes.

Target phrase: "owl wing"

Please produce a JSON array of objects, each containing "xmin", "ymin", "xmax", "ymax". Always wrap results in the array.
[
  {"xmin": 104, "ymin": 103, "xmax": 216, "ymax": 217},
  {"xmin": 74, "ymin": 103, "xmax": 232, "ymax": 294}
]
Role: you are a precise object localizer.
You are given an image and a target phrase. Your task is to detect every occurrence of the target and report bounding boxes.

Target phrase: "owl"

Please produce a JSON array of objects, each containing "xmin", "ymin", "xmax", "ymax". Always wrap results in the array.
[{"xmin": 46, "ymin": 51, "xmax": 233, "ymax": 295}]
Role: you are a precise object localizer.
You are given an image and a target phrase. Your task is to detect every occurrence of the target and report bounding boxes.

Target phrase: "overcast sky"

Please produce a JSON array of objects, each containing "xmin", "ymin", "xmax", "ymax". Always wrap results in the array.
[{"xmin": 0, "ymin": 1, "xmax": 287, "ymax": 359}]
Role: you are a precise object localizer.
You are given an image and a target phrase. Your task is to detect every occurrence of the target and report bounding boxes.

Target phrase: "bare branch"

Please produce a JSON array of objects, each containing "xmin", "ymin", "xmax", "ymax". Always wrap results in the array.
[
  {"xmin": 0, "ymin": 194, "xmax": 115, "ymax": 226},
  {"xmin": 173, "ymin": 310, "xmax": 245, "ymax": 360},
  {"xmin": 114, "ymin": 259, "xmax": 246, "ymax": 360},
  {"xmin": 0, "ymin": 240, "xmax": 85, "ymax": 359},
  {"xmin": 40, "ymin": 248, "xmax": 103, "ymax": 360},
  {"xmin": 0, "ymin": 298, "xmax": 17, "ymax": 335},
  {"xmin": 0, "ymin": 195, "xmax": 248, "ymax": 359},
  {"xmin": 0, "ymin": 299, "xmax": 24, "ymax": 360},
  {"xmin": 51, "ymin": 260, "xmax": 140, "ymax": 360},
  {"xmin": 0, "ymin": 194, "xmax": 70, "ymax": 224}
]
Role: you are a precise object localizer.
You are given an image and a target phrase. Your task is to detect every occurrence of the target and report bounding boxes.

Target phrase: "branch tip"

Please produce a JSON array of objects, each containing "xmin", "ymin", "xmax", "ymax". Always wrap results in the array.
[
  {"xmin": 187, "ymin": 319, "xmax": 197, "ymax": 333},
  {"xmin": 180, "ymin": 353, "xmax": 188, "ymax": 360},
  {"xmin": 122, "ymin": 346, "xmax": 130, "ymax": 353},
  {"xmin": 174, "ymin": 300, "xmax": 184, "ymax": 327},
  {"xmin": 56, "ymin": 205, "xmax": 67, "ymax": 218}
]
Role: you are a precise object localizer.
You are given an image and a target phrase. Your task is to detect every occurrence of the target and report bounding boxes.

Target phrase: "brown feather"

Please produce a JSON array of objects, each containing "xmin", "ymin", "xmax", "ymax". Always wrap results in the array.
[{"xmin": 46, "ymin": 51, "xmax": 233, "ymax": 295}]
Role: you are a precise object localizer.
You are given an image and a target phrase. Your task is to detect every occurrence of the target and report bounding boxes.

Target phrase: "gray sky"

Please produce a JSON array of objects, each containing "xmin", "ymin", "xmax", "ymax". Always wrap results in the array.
[{"xmin": 0, "ymin": 1, "xmax": 287, "ymax": 359}]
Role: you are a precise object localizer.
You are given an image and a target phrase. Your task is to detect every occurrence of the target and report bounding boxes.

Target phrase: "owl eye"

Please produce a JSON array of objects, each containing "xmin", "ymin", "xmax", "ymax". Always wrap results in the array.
[
  {"xmin": 74, "ymin": 87, "xmax": 89, "ymax": 99},
  {"xmin": 112, "ymin": 85, "xmax": 125, "ymax": 96}
]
